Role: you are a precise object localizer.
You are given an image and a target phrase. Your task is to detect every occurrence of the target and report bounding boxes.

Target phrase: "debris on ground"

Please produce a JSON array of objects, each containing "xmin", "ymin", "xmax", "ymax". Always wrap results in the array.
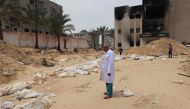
[
  {"xmin": 172, "ymin": 80, "xmax": 184, "ymax": 84},
  {"xmin": 2, "ymin": 66, "xmax": 15, "ymax": 76},
  {"xmin": 42, "ymin": 58, "xmax": 55, "ymax": 67},
  {"xmin": 13, "ymin": 89, "xmax": 40, "ymax": 100},
  {"xmin": 53, "ymin": 60, "xmax": 100, "ymax": 78},
  {"xmin": 126, "ymin": 38, "xmax": 190, "ymax": 56},
  {"xmin": 13, "ymin": 98, "xmax": 52, "ymax": 109},
  {"xmin": 126, "ymin": 54, "xmax": 156, "ymax": 61},
  {"xmin": 0, "ymin": 101, "xmax": 15, "ymax": 109},
  {"xmin": 122, "ymin": 89, "xmax": 135, "ymax": 97},
  {"xmin": 0, "ymin": 81, "xmax": 34, "ymax": 97},
  {"xmin": 33, "ymin": 73, "xmax": 47, "ymax": 85}
]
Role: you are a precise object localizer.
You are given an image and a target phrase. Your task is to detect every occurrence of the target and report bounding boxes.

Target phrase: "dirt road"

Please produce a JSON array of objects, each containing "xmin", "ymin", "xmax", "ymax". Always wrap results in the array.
[{"xmin": 32, "ymin": 56, "xmax": 190, "ymax": 109}]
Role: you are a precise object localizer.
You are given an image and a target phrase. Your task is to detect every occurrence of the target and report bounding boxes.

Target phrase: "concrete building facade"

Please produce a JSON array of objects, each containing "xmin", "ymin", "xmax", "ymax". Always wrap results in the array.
[
  {"xmin": 115, "ymin": 0, "xmax": 190, "ymax": 49},
  {"xmin": 2, "ymin": 0, "xmax": 62, "ymax": 34}
]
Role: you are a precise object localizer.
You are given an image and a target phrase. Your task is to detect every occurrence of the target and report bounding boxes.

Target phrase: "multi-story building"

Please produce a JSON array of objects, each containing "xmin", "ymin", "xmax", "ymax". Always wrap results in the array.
[
  {"xmin": 2, "ymin": 0, "xmax": 62, "ymax": 34},
  {"xmin": 115, "ymin": 0, "xmax": 190, "ymax": 49}
]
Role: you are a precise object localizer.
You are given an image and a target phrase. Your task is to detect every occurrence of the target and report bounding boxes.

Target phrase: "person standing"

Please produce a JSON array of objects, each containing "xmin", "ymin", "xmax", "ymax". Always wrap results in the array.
[
  {"xmin": 119, "ymin": 48, "xmax": 123, "ymax": 56},
  {"xmin": 100, "ymin": 45, "xmax": 115, "ymax": 99},
  {"xmin": 168, "ymin": 44, "xmax": 173, "ymax": 58}
]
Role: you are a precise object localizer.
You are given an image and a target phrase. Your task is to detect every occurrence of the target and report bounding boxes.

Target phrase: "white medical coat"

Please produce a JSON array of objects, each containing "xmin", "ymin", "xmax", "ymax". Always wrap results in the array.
[{"xmin": 100, "ymin": 49, "xmax": 115, "ymax": 83}]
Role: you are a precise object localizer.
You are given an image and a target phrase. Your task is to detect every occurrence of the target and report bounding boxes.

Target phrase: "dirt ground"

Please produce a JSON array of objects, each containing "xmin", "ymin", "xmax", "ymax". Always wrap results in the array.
[
  {"xmin": 19, "ymin": 55, "xmax": 190, "ymax": 109},
  {"xmin": 0, "ymin": 41, "xmax": 190, "ymax": 109}
]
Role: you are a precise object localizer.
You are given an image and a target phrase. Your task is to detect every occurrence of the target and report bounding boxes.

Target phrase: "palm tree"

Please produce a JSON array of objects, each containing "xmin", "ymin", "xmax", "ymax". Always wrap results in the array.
[
  {"xmin": 49, "ymin": 11, "xmax": 75, "ymax": 52},
  {"xmin": 0, "ymin": 0, "xmax": 24, "ymax": 40},
  {"xmin": 97, "ymin": 26, "xmax": 109, "ymax": 48},
  {"xmin": 24, "ymin": 0, "xmax": 47, "ymax": 49},
  {"xmin": 108, "ymin": 29, "xmax": 115, "ymax": 48},
  {"xmin": 89, "ymin": 29, "xmax": 98, "ymax": 49}
]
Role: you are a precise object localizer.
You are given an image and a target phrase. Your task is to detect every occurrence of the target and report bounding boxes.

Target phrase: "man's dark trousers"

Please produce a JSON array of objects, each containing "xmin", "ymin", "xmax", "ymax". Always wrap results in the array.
[{"xmin": 106, "ymin": 83, "xmax": 113, "ymax": 97}]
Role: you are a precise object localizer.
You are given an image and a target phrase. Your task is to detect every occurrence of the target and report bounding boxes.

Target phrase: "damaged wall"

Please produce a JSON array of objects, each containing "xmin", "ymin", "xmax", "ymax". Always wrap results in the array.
[{"xmin": 114, "ymin": 6, "xmax": 131, "ymax": 49}]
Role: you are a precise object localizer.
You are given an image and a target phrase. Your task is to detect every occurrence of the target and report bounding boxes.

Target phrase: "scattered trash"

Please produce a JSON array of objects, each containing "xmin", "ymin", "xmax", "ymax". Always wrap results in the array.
[
  {"xmin": 122, "ymin": 89, "xmax": 135, "ymax": 97},
  {"xmin": 172, "ymin": 80, "xmax": 184, "ymax": 84},
  {"xmin": 0, "ymin": 101, "xmax": 15, "ymax": 109}
]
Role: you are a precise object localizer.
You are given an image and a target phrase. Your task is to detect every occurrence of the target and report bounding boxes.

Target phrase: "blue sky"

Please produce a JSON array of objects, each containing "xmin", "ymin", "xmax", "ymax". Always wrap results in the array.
[{"xmin": 51, "ymin": 0, "xmax": 142, "ymax": 32}]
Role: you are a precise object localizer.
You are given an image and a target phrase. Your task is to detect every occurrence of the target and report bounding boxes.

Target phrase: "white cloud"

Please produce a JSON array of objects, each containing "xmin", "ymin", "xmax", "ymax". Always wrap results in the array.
[{"xmin": 51, "ymin": 0, "xmax": 142, "ymax": 32}]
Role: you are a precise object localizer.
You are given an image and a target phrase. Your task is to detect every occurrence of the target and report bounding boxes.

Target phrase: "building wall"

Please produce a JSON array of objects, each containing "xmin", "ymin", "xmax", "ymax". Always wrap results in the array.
[
  {"xmin": 2, "ymin": 0, "xmax": 62, "ymax": 34},
  {"xmin": 115, "ymin": 7, "xmax": 143, "ymax": 49},
  {"xmin": 115, "ymin": 12, "xmax": 131, "ymax": 49},
  {"xmin": 130, "ymin": 18, "xmax": 143, "ymax": 46},
  {"xmin": 165, "ymin": 0, "xmax": 190, "ymax": 43},
  {"xmin": 3, "ymin": 31, "xmax": 89, "ymax": 49}
]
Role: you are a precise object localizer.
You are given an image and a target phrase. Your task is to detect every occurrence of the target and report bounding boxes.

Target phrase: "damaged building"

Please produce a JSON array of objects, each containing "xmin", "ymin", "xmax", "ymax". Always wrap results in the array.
[{"xmin": 115, "ymin": 0, "xmax": 190, "ymax": 49}]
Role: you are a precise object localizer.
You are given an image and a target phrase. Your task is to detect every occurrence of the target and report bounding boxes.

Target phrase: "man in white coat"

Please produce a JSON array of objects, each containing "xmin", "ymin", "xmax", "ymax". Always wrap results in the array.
[{"xmin": 100, "ymin": 45, "xmax": 115, "ymax": 99}]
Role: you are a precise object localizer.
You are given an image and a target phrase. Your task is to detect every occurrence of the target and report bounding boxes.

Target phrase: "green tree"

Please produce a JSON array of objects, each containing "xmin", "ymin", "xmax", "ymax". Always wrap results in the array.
[
  {"xmin": 97, "ymin": 26, "xmax": 109, "ymax": 48},
  {"xmin": 108, "ymin": 29, "xmax": 115, "ymax": 48},
  {"xmin": 49, "ymin": 11, "xmax": 75, "ymax": 51},
  {"xmin": 24, "ymin": 0, "xmax": 48, "ymax": 49},
  {"xmin": 89, "ymin": 29, "xmax": 98, "ymax": 49},
  {"xmin": 0, "ymin": 0, "xmax": 24, "ymax": 40}
]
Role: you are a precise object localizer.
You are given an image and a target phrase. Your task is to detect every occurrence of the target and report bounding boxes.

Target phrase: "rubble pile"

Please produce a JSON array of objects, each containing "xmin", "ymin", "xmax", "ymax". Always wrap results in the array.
[
  {"xmin": 0, "ymin": 81, "xmax": 34, "ymax": 97},
  {"xmin": 0, "ymin": 81, "xmax": 56, "ymax": 109},
  {"xmin": 126, "ymin": 38, "xmax": 190, "ymax": 56},
  {"xmin": 53, "ymin": 55, "xmax": 125, "ymax": 78},
  {"xmin": 53, "ymin": 60, "xmax": 100, "ymax": 78}
]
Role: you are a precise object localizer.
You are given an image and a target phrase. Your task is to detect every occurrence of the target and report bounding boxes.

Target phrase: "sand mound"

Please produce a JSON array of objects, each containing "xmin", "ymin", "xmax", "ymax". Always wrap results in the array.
[
  {"xmin": 0, "ymin": 41, "xmax": 34, "ymax": 84},
  {"xmin": 126, "ymin": 38, "xmax": 190, "ymax": 56}
]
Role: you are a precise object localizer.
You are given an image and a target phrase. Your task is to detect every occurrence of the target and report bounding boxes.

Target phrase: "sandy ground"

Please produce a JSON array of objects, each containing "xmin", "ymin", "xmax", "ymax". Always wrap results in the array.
[{"xmin": 25, "ymin": 55, "xmax": 190, "ymax": 109}]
